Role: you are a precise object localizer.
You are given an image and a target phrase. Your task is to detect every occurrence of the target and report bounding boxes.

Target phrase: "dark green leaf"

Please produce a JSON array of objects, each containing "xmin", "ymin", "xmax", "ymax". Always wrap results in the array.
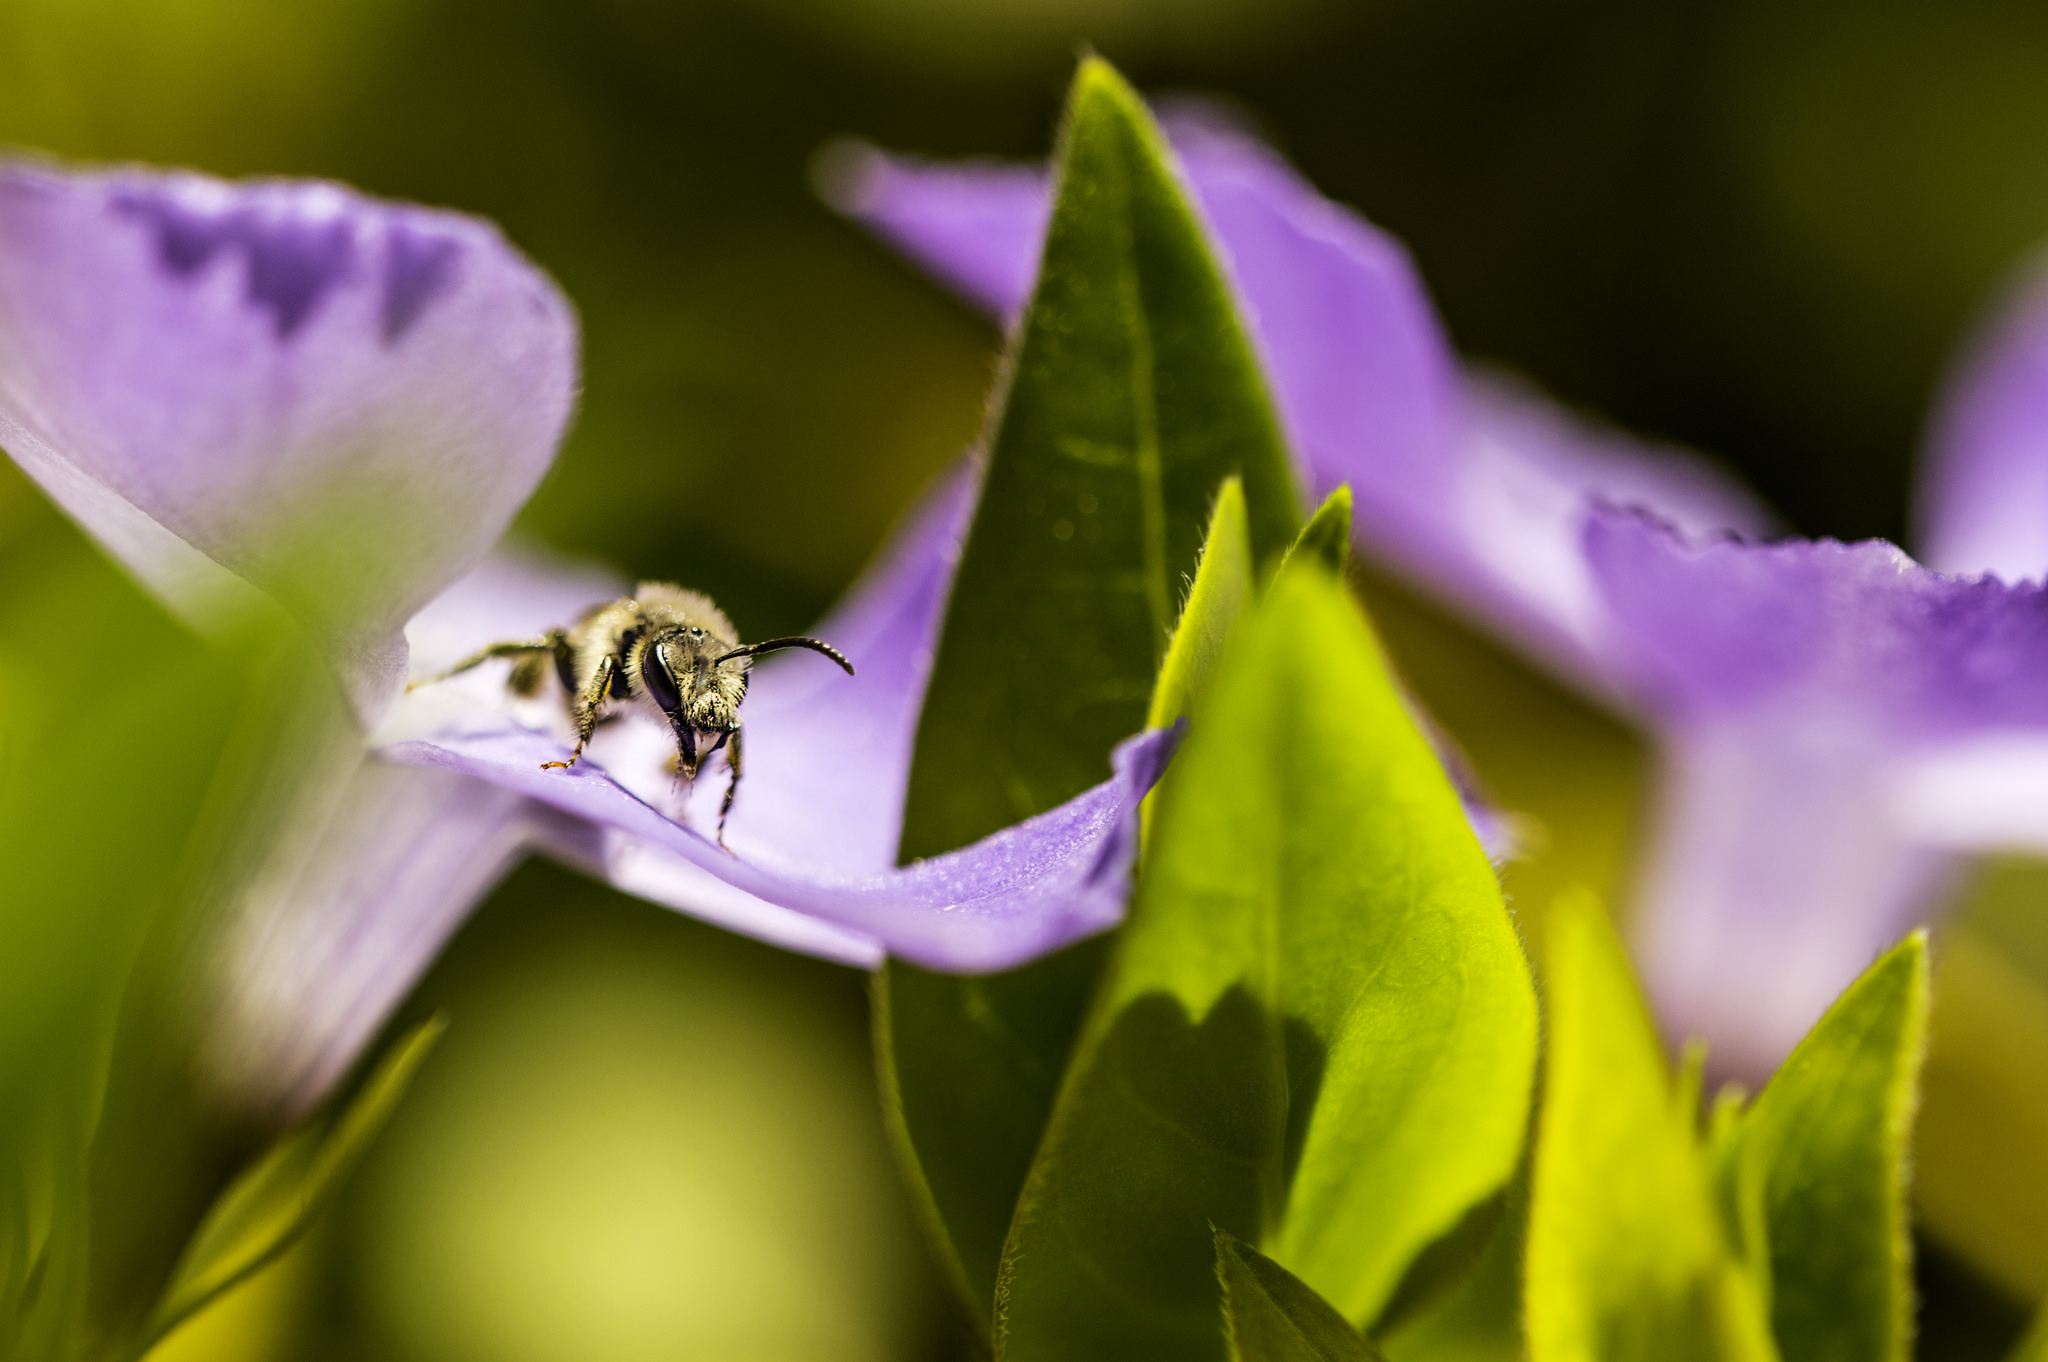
[
  {"xmin": 880, "ymin": 56, "xmax": 1302, "ymax": 1333},
  {"xmin": 1526, "ymin": 895, "xmax": 1775, "ymax": 1362},
  {"xmin": 136, "ymin": 1015, "xmax": 445, "ymax": 1355},
  {"xmin": 995, "ymin": 567, "xmax": 1537, "ymax": 1361},
  {"xmin": 0, "ymin": 521, "xmax": 279, "ymax": 1362},
  {"xmin": 1716, "ymin": 933, "xmax": 1927, "ymax": 1362},
  {"xmin": 899, "ymin": 54, "xmax": 1300, "ymax": 860},
  {"xmin": 872, "ymin": 942, "xmax": 1106, "ymax": 1322},
  {"xmin": 1217, "ymin": 1228, "xmax": 1387, "ymax": 1362}
]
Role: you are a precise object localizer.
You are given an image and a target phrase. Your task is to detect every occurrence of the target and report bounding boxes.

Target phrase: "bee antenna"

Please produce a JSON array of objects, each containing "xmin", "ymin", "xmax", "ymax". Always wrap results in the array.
[{"xmin": 713, "ymin": 636, "xmax": 855, "ymax": 676}]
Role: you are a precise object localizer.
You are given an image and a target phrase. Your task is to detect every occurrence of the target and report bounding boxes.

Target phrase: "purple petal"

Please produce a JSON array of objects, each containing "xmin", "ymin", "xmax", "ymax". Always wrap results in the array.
[
  {"xmin": 598, "ymin": 839, "xmax": 885, "ymax": 967},
  {"xmin": 1630, "ymin": 725, "xmax": 1959, "ymax": 1080},
  {"xmin": 1585, "ymin": 508, "xmax": 2048, "ymax": 1073},
  {"xmin": 203, "ymin": 760, "xmax": 586, "ymax": 1118},
  {"xmin": 1169, "ymin": 122, "xmax": 1774, "ymax": 689},
  {"xmin": 705, "ymin": 456, "xmax": 979, "ymax": 875},
  {"xmin": 1160, "ymin": 114, "xmax": 1464, "ymax": 543},
  {"xmin": 0, "ymin": 159, "xmax": 578, "ymax": 715},
  {"xmin": 816, "ymin": 140, "xmax": 1049, "ymax": 321},
  {"xmin": 1918, "ymin": 249, "xmax": 2048, "ymax": 579},
  {"xmin": 1584, "ymin": 508, "xmax": 2048, "ymax": 733},
  {"xmin": 382, "ymin": 723, "xmax": 1179, "ymax": 972},
  {"xmin": 403, "ymin": 540, "xmax": 629, "ymax": 678}
]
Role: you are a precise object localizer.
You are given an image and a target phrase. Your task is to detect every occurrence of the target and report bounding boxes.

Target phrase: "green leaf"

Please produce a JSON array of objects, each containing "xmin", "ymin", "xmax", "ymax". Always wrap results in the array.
[
  {"xmin": 1526, "ymin": 895, "xmax": 1777, "ymax": 1362},
  {"xmin": 899, "ymin": 54, "xmax": 1300, "ymax": 861},
  {"xmin": 2008, "ymin": 1304, "xmax": 2048, "ymax": 1362},
  {"xmin": 879, "ymin": 55, "xmax": 1302, "ymax": 1333},
  {"xmin": 1217, "ymin": 1228, "xmax": 1388, "ymax": 1362},
  {"xmin": 874, "ymin": 477, "xmax": 1258, "ymax": 1325},
  {"xmin": 1276, "ymin": 486, "xmax": 1353, "ymax": 582},
  {"xmin": 1147, "ymin": 476, "xmax": 1254, "ymax": 733},
  {"xmin": 994, "ymin": 567, "xmax": 1537, "ymax": 1361},
  {"xmin": 134, "ymin": 1015, "xmax": 445, "ymax": 1355},
  {"xmin": 0, "ymin": 521, "xmax": 289, "ymax": 1362},
  {"xmin": 1715, "ymin": 934, "xmax": 1928, "ymax": 1362},
  {"xmin": 1374, "ymin": 1167, "xmax": 1527, "ymax": 1362},
  {"xmin": 872, "ymin": 943, "xmax": 1106, "ymax": 1324}
]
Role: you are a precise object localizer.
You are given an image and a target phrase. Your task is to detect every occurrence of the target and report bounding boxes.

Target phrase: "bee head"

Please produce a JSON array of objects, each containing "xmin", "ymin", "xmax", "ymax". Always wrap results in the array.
[{"xmin": 642, "ymin": 632, "xmax": 745, "ymax": 732}]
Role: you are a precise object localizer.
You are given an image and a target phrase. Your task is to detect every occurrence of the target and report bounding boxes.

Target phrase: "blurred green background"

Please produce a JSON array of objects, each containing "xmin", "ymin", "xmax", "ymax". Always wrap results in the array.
[{"xmin": 7, "ymin": 0, "xmax": 2048, "ymax": 1356}]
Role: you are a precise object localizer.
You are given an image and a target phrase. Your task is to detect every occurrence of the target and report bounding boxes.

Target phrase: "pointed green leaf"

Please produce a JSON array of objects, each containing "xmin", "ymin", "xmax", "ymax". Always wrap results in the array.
[
  {"xmin": 1526, "ymin": 896, "xmax": 1777, "ymax": 1362},
  {"xmin": 1374, "ymin": 1167, "xmax": 1527, "ymax": 1362},
  {"xmin": 1217, "ymin": 1228, "xmax": 1388, "ymax": 1362},
  {"xmin": 1148, "ymin": 477, "xmax": 1253, "ymax": 733},
  {"xmin": 1277, "ymin": 486, "xmax": 1353, "ymax": 581},
  {"xmin": 900, "ymin": 55, "xmax": 1300, "ymax": 860},
  {"xmin": 1716, "ymin": 933, "xmax": 1928, "ymax": 1362},
  {"xmin": 136, "ymin": 1016, "xmax": 444, "ymax": 1354},
  {"xmin": 879, "ymin": 56, "xmax": 1302, "ymax": 1333},
  {"xmin": 994, "ymin": 567, "xmax": 1537, "ymax": 1362},
  {"xmin": 2008, "ymin": 1304, "xmax": 2048, "ymax": 1362}
]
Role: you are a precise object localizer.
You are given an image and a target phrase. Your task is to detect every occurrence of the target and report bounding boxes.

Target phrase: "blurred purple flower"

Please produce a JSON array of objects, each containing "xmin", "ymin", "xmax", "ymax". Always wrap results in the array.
[
  {"xmin": 0, "ymin": 158, "xmax": 578, "ymax": 717},
  {"xmin": 832, "ymin": 110, "xmax": 2048, "ymax": 1075},
  {"xmin": 0, "ymin": 157, "xmax": 1173, "ymax": 1117}
]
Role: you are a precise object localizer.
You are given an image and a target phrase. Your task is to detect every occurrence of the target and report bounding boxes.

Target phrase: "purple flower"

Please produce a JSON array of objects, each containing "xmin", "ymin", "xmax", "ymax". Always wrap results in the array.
[
  {"xmin": 0, "ymin": 157, "xmax": 1174, "ymax": 1115},
  {"xmin": 374, "ymin": 457, "xmax": 1177, "ymax": 983},
  {"xmin": 833, "ymin": 109, "xmax": 2048, "ymax": 1075}
]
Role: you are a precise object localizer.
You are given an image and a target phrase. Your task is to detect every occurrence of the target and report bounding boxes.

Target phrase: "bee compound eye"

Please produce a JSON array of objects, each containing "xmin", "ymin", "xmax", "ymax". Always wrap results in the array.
[{"xmin": 641, "ymin": 639, "xmax": 682, "ymax": 712}]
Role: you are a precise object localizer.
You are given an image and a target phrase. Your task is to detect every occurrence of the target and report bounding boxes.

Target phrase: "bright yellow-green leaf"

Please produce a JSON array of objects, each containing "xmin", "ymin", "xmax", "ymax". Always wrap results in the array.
[
  {"xmin": 1147, "ymin": 476, "xmax": 1253, "ymax": 734},
  {"xmin": 996, "ymin": 567, "xmax": 1537, "ymax": 1361},
  {"xmin": 1526, "ymin": 895, "xmax": 1776, "ymax": 1362}
]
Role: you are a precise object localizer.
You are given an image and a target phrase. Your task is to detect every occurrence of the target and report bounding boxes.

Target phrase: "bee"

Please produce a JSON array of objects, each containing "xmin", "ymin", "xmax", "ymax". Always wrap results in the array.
[{"xmin": 414, "ymin": 583, "xmax": 854, "ymax": 845}]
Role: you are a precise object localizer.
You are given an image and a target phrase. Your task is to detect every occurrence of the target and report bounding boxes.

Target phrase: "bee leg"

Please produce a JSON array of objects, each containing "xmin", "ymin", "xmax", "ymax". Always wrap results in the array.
[
  {"xmin": 716, "ymin": 728, "xmax": 742, "ymax": 851},
  {"xmin": 507, "ymin": 653, "xmax": 548, "ymax": 697},
  {"xmin": 542, "ymin": 653, "xmax": 615, "ymax": 771},
  {"xmin": 407, "ymin": 637, "xmax": 554, "ymax": 691}
]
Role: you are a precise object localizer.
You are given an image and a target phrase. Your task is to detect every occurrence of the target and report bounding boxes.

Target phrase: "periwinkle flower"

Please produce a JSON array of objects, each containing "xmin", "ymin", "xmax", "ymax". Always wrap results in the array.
[
  {"xmin": 834, "ymin": 107, "xmax": 2048, "ymax": 1076},
  {"xmin": 378, "ymin": 458, "xmax": 1175, "ymax": 982},
  {"xmin": 0, "ymin": 156, "xmax": 1171, "ymax": 1118}
]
